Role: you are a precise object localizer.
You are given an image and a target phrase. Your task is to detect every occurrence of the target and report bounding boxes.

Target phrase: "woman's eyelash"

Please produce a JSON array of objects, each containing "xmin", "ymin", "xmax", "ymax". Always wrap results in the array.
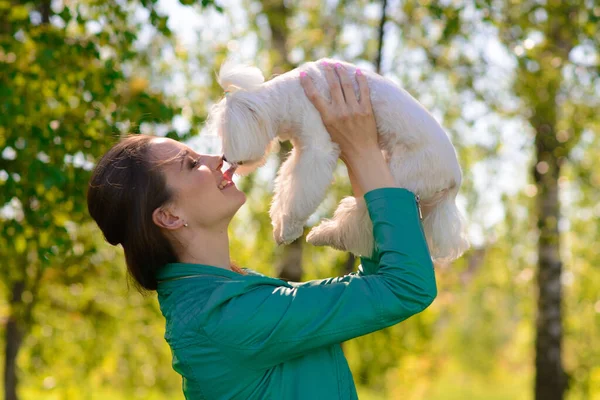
[{"xmin": 190, "ymin": 158, "xmax": 200, "ymax": 168}]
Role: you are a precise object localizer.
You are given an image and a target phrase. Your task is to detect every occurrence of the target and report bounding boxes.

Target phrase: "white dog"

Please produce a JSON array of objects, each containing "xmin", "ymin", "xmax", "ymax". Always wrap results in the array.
[{"xmin": 206, "ymin": 58, "xmax": 469, "ymax": 262}]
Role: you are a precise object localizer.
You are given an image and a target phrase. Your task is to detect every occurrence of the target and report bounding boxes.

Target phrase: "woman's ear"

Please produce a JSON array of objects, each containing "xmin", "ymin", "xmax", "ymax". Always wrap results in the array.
[{"xmin": 152, "ymin": 206, "xmax": 185, "ymax": 230}]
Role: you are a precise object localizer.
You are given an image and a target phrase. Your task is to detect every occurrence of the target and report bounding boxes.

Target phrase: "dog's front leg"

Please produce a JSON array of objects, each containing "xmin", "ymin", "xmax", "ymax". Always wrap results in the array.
[{"xmin": 271, "ymin": 136, "xmax": 339, "ymax": 245}]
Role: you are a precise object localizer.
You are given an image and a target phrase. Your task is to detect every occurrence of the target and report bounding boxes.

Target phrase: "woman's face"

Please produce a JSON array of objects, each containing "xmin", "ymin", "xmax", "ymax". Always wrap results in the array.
[{"xmin": 149, "ymin": 138, "xmax": 246, "ymax": 229}]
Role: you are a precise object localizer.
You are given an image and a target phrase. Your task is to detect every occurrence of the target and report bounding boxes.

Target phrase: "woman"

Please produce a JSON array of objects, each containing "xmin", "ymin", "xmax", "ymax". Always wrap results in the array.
[{"xmin": 87, "ymin": 63, "xmax": 436, "ymax": 399}]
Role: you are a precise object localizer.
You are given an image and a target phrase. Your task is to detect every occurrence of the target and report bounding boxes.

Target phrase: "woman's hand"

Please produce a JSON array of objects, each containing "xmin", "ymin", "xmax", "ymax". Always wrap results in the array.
[
  {"xmin": 299, "ymin": 62, "xmax": 378, "ymax": 165},
  {"xmin": 300, "ymin": 62, "xmax": 395, "ymax": 196}
]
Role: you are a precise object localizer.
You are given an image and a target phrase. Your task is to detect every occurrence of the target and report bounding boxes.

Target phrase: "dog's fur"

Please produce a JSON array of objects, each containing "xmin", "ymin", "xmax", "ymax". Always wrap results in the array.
[{"xmin": 206, "ymin": 58, "xmax": 469, "ymax": 262}]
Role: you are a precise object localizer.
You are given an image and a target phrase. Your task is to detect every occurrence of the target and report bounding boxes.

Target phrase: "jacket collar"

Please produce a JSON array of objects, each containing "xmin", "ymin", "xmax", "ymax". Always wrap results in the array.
[{"xmin": 156, "ymin": 262, "xmax": 243, "ymax": 283}]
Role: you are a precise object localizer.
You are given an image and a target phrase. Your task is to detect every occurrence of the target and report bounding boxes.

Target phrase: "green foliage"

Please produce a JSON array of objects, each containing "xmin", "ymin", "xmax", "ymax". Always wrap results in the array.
[
  {"xmin": 0, "ymin": 0, "xmax": 598, "ymax": 399},
  {"xmin": 0, "ymin": 0, "xmax": 216, "ymax": 398}
]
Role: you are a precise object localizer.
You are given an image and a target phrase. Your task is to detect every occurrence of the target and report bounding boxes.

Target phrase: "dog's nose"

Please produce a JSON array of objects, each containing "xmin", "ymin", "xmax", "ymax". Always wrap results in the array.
[{"xmin": 222, "ymin": 154, "xmax": 239, "ymax": 168}]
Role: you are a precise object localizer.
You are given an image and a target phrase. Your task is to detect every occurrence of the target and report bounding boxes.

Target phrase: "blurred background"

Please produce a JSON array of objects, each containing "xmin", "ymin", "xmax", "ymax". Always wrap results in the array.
[{"xmin": 0, "ymin": 0, "xmax": 599, "ymax": 399}]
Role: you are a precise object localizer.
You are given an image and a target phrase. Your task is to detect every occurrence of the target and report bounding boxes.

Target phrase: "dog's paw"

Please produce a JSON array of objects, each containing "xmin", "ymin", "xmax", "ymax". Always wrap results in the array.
[
  {"xmin": 273, "ymin": 216, "xmax": 304, "ymax": 245},
  {"xmin": 282, "ymin": 222, "xmax": 304, "ymax": 243},
  {"xmin": 306, "ymin": 227, "xmax": 327, "ymax": 246},
  {"xmin": 307, "ymin": 222, "xmax": 346, "ymax": 250},
  {"xmin": 272, "ymin": 219, "xmax": 283, "ymax": 245}
]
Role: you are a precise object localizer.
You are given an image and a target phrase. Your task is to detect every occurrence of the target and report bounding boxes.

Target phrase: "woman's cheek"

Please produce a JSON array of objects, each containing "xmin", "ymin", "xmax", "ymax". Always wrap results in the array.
[{"xmin": 195, "ymin": 170, "xmax": 215, "ymax": 189}]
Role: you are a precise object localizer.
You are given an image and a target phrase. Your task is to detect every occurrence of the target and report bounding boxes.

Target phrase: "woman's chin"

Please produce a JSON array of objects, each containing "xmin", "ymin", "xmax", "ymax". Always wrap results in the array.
[{"xmin": 231, "ymin": 187, "xmax": 246, "ymax": 205}]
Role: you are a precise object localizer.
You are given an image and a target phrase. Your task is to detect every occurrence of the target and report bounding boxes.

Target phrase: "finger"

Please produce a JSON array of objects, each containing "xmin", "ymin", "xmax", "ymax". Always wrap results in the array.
[
  {"xmin": 322, "ymin": 61, "xmax": 345, "ymax": 105},
  {"xmin": 334, "ymin": 63, "xmax": 359, "ymax": 107},
  {"xmin": 300, "ymin": 72, "xmax": 328, "ymax": 115},
  {"xmin": 355, "ymin": 68, "xmax": 373, "ymax": 110}
]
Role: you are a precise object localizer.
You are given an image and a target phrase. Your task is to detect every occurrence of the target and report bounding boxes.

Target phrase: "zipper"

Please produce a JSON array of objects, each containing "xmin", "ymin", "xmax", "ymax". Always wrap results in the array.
[
  {"xmin": 415, "ymin": 194, "xmax": 423, "ymax": 220},
  {"xmin": 415, "ymin": 194, "xmax": 432, "ymax": 264},
  {"xmin": 415, "ymin": 194, "xmax": 427, "ymax": 240}
]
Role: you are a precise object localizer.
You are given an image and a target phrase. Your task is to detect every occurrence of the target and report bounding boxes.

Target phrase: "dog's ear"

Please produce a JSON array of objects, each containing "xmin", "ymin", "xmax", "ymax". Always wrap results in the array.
[{"xmin": 222, "ymin": 93, "xmax": 275, "ymax": 164}]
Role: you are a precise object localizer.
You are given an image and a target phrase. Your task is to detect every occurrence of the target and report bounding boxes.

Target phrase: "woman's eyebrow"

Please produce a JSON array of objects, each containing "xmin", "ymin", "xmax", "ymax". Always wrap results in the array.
[{"xmin": 179, "ymin": 150, "xmax": 189, "ymax": 171}]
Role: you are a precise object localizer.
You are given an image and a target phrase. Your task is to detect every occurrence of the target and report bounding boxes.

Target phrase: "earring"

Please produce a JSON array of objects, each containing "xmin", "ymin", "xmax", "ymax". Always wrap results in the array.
[{"xmin": 184, "ymin": 223, "xmax": 189, "ymax": 227}]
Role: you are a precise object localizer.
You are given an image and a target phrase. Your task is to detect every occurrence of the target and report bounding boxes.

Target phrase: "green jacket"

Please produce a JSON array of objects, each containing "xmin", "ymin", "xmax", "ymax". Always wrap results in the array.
[{"xmin": 156, "ymin": 187, "xmax": 437, "ymax": 399}]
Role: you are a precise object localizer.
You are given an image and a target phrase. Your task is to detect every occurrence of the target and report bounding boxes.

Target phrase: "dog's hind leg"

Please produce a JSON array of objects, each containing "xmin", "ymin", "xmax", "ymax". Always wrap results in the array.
[
  {"xmin": 270, "ymin": 136, "xmax": 340, "ymax": 245},
  {"xmin": 306, "ymin": 196, "xmax": 375, "ymax": 258}
]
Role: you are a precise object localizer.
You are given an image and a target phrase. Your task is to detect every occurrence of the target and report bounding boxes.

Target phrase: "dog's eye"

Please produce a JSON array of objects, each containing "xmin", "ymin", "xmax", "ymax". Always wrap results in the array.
[{"xmin": 237, "ymin": 161, "xmax": 245, "ymax": 165}]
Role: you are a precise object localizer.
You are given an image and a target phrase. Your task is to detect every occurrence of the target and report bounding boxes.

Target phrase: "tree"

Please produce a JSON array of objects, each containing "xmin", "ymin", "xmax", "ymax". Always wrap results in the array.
[
  {"xmin": 485, "ymin": 3, "xmax": 597, "ymax": 397},
  {"xmin": 395, "ymin": 1, "xmax": 599, "ymax": 398},
  {"xmin": 0, "ymin": 1, "xmax": 219, "ymax": 398},
  {"xmin": 259, "ymin": 0, "xmax": 307, "ymax": 281},
  {"xmin": 3, "ymin": 1, "xmax": 596, "ymax": 398},
  {"xmin": 257, "ymin": 0, "xmax": 392, "ymax": 281}
]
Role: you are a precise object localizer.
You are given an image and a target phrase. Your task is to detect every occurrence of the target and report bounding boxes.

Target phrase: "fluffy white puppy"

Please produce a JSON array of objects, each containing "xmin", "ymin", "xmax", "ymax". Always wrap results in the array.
[{"xmin": 207, "ymin": 58, "xmax": 469, "ymax": 262}]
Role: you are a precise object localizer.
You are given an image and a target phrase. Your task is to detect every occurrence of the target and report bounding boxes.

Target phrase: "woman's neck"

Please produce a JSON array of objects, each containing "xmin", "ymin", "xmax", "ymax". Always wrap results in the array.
[{"xmin": 174, "ymin": 225, "xmax": 231, "ymax": 270}]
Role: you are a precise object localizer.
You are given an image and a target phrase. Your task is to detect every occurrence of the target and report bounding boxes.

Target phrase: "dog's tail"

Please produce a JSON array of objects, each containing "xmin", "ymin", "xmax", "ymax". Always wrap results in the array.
[
  {"xmin": 421, "ymin": 185, "xmax": 470, "ymax": 263},
  {"xmin": 217, "ymin": 61, "xmax": 264, "ymax": 93}
]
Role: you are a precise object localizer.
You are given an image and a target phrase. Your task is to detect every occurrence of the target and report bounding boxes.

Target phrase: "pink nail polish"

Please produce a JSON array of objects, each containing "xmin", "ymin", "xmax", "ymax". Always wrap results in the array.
[
  {"xmin": 321, "ymin": 61, "xmax": 329, "ymax": 67},
  {"xmin": 300, "ymin": 71, "xmax": 307, "ymax": 78},
  {"xmin": 335, "ymin": 62, "xmax": 342, "ymax": 69},
  {"xmin": 356, "ymin": 68, "xmax": 362, "ymax": 76}
]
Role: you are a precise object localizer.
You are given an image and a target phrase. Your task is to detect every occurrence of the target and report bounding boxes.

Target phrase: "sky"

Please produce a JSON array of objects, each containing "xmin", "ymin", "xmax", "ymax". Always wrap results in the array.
[
  {"xmin": 0, "ymin": 0, "xmax": 592, "ymax": 275},
  {"xmin": 3, "ymin": 0, "xmax": 585, "ymax": 250},
  {"xmin": 149, "ymin": 0, "xmax": 538, "ymax": 248},
  {"xmin": 144, "ymin": 0, "xmax": 531, "ymax": 250}
]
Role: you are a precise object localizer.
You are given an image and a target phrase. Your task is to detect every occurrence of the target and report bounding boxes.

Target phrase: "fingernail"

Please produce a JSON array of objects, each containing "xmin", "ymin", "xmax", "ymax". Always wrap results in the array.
[
  {"xmin": 356, "ymin": 68, "xmax": 362, "ymax": 76},
  {"xmin": 335, "ymin": 62, "xmax": 342, "ymax": 69},
  {"xmin": 321, "ymin": 61, "xmax": 329, "ymax": 67},
  {"xmin": 300, "ymin": 71, "xmax": 307, "ymax": 78}
]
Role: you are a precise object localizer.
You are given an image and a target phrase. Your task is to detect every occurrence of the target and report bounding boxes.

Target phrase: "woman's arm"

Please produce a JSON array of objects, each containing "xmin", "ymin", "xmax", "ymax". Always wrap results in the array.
[
  {"xmin": 301, "ymin": 62, "xmax": 390, "ymax": 276},
  {"xmin": 203, "ymin": 187, "xmax": 435, "ymax": 370},
  {"xmin": 200, "ymin": 63, "xmax": 435, "ymax": 370}
]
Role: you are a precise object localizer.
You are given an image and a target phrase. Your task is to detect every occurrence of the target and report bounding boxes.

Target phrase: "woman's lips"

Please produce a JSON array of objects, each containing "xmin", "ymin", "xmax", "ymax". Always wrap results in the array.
[
  {"xmin": 218, "ymin": 164, "xmax": 237, "ymax": 191},
  {"xmin": 223, "ymin": 164, "xmax": 237, "ymax": 181},
  {"xmin": 220, "ymin": 180, "xmax": 234, "ymax": 190}
]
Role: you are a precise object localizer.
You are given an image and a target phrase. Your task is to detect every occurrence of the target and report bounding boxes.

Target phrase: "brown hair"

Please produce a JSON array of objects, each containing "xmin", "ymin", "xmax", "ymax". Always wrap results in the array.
[{"xmin": 87, "ymin": 134, "xmax": 177, "ymax": 291}]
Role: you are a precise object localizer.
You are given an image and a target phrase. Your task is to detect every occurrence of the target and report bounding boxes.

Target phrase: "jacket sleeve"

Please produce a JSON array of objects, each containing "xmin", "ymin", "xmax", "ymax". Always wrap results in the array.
[
  {"xmin": 358, "ymin": 250, "xmax": 381, "ymax": 275},
  {"xmin": 285, "ymin": 253, "xmax": 380, "ymax": 288},
  {"xmin": 287, "ymin": 224, "xmax": 382, "ymax": 288},
  {"xmin": 203, "ymin": 187, "xmax": 437, "ymax": 370}
]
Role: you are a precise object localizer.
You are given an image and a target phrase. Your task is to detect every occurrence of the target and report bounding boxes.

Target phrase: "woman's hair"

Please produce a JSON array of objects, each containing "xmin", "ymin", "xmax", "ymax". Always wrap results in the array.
[{"xmin": 87, "ymin": 134, "xmax": 177, "ymax": 291}]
